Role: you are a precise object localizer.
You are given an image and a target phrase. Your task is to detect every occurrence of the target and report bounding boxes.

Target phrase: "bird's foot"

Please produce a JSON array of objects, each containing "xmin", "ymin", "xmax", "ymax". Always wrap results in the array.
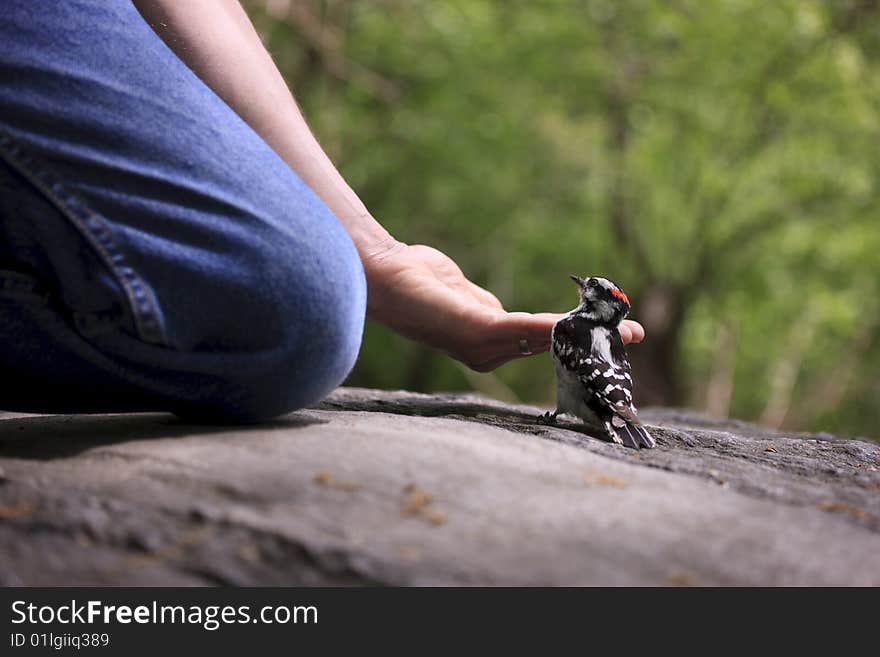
[{"xmin": 538, "ymin": 411, "xmax": 558, "ymax": 425}]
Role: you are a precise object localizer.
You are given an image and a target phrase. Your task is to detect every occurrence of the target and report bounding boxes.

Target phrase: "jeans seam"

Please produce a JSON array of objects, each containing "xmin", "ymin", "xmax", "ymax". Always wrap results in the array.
[{"xmin": 0, "ymin": 129, "xmax": 168, "ymax": 346}]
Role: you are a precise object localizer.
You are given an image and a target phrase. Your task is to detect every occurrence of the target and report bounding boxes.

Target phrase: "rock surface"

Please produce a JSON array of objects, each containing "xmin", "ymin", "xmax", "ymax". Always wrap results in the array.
[{"xmin": 1, "ymin": 387, "xmax": 878, "ymax": 586}]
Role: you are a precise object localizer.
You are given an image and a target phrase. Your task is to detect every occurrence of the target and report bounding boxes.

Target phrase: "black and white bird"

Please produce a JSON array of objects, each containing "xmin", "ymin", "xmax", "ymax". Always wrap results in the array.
[{"xmin": 541, "ymin": 275, "xmax": 655, "ymax": 449}]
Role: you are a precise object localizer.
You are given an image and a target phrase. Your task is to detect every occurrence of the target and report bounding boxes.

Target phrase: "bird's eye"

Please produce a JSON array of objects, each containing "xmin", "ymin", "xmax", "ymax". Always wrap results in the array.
[{"xmin": 587, "ymin": 279, "xmax": 598, "ymax": 288}]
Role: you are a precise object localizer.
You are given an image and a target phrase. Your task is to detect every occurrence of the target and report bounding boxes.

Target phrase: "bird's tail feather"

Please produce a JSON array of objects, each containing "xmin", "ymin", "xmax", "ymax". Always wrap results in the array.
[{"xmin": 615, "ymin": 422, "xmax": 655, "ymax": 449}]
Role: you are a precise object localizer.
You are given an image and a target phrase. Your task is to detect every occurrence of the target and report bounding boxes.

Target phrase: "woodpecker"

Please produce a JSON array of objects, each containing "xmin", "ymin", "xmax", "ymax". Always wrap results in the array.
[{"xmin": 540, "ymin": 275, "xmax": 655, "ymax": 449}]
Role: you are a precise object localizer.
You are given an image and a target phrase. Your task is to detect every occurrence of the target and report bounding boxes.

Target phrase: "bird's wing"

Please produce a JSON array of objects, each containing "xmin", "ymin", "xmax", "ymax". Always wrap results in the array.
[
  {"xmin": 577, "ymin": 356, "xmax": 634, "ymax": 415},
  {"xmin": 578, "ymin": 360, "xmax": 655, "ymax": 448}
]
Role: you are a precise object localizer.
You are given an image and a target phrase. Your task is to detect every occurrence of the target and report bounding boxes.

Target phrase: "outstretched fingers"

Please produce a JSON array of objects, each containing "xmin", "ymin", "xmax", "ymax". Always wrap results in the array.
[
  {"xmin": 496, "ymin": 313, "xmax": 645, "ymax": 353},
  {"xmin": 465, "ymin": 311, "xmax": 647, "ymax": 373},
  {"xmin": 619, "ymin": 320, "xmax": 645, "ymax": 344},
  {"xmin": 491, "ymin": 312, "xmax": 562, "ymax": 357}
]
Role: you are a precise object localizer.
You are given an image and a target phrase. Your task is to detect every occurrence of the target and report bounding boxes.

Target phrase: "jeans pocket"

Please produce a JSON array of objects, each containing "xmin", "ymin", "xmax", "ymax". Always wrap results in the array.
[{"xmin": 0, "ymin": 128, "xmax": 168, "ymax": 346}]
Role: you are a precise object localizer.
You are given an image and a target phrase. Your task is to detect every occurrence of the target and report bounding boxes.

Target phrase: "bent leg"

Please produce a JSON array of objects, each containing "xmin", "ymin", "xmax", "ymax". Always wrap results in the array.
[{"xmin": 0, "ymin": 0, "xmax": 366, "ymax": 420}]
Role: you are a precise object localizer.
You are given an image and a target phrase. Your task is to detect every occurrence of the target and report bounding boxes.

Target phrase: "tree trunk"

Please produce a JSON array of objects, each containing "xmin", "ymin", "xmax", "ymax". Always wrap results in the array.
[{"xmin": 627, "ymin": 283, "xmax": 685, "ymax": 407}]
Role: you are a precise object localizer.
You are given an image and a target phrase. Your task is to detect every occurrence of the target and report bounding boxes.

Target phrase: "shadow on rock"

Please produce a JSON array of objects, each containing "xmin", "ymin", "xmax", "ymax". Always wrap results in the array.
[{"xmin": 0, "ymin": 412, "xmax": 325, "ymax": 461}]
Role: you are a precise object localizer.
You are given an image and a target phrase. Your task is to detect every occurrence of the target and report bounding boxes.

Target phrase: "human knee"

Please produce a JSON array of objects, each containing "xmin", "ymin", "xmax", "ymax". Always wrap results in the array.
[{"xmin": 224, "ymin": 218, "xmax": 367, "ymax": 421}]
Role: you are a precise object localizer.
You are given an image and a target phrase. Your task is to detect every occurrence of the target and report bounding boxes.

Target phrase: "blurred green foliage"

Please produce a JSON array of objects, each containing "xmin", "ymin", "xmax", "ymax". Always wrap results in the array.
[{"xmin": 244, "ymin": 0, "xmax": 880, "ymax": 439}]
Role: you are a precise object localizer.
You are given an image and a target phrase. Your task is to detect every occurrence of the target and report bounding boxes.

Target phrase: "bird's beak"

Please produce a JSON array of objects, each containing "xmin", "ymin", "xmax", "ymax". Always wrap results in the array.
[{"xmin": 569, "ymin": 274, "xmax": 586, "ymax": 287}]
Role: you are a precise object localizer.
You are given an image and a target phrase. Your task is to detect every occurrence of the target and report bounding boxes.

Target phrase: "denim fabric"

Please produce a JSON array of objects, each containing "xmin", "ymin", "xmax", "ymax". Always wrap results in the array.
[{"xmin": 0, "ymin": 0, "xmax": 367, "ymax": 420}]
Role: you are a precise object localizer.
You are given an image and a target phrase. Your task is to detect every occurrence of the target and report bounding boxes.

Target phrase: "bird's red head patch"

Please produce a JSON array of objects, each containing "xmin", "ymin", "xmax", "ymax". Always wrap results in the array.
[{"xmin": 611, "ymin": 287, "xmax": 630, "ymax": 306}]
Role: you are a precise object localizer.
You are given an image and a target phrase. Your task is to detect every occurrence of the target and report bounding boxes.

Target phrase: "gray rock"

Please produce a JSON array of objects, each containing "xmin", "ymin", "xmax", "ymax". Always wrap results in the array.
[{"xmin": 1, "ymin": 388, "xmax": 878, "ymax": 586}]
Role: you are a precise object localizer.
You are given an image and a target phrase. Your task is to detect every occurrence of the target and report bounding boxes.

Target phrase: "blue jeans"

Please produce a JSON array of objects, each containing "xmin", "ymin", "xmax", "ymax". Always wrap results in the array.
[{"xmin": 0, "ymin": 0, "xmax": 366, "ymax": 421}]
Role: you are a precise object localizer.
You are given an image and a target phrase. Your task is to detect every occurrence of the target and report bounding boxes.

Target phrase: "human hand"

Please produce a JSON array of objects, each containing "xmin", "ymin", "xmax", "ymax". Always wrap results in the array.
[{"xmin": 363, "ymin": 241, "xmax": 645, "ymax": 372}]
